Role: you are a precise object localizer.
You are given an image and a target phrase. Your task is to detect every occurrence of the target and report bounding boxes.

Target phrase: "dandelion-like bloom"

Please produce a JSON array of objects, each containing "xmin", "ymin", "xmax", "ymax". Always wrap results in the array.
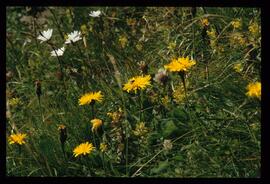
[
  {"xmin": 201, "ymin": 18, "xmax": 209, "ymax": 27},
  {"xmin": 231, "ymin": 19, "xmax": 242, "ymax": 29},
  {"xmin": 65, "ymin": 31, "xmax": 82, "ymax": 44},
  {"xmin": 8, "ymin": 133, "xmax": 27, "ymax": 145},
  {"xmin": 37, "ymin": 29, "xmax": 53, "ymax": 43},
  {"xmin": 73, "ymin": 142, "xmax": 95, "ymax": 157},
  {"xmin": 79, "ymin": 91, "xmax": 103, "ymax": 106},
  {"xmin": 246, "ymin": 82, "xmax": 261, "ymax": 99},
  {"xmin": 248, "ymin": 22, "xmax": 260, "ymax": 35},
  {"xmin": 51, "ymin": 47, "xmax": 65, "ymax": 57},
  {"xmin": 89, "ymin": 10, "xmax": 101, "ymax": 17},
  {"xmin": 164, "ymin": 57, "xmax": 196, "ymax": 73},
  {"xmin": 100, "ymin": 143, "xmax": 107, "ymax": 152},
  {"xmin": 91, "ymin": 118, "xmax": 103, "ymax": 133},
  {"xmin": 123, "ymin": 75, "xmax": 151, "ymax": 93}
]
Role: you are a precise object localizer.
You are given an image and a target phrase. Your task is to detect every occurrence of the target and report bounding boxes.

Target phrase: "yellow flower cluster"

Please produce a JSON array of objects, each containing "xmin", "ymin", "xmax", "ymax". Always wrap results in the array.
[
  {"xmin": 123, "ymin": 75, "xmax": 151, "ymax": 93},
  {"xmin": 73, "ymin": 142, "xmax": 95, "ymax": 157},
  {"xmin": 248, "ymin": 22, "xmax": 260, "ymax": 35},
  {"xmin": 246, "ymin": 82, "xmax": 261, "ymax": 99},
  {"xmin": 78, "ymin": 91, "xmax": 103, "ymax": 105},
  {"xmin": 8, "ymin": 133, "xmax": 27, "ymax": 145},
  {"xmin": 133, "ymin": 122, "xmax": 148, "ymax": 137},
  {"xmin": 164, "ymin": 57, "xmax": 196, "ymax": 73},
  {"xmin": 91, "ymin": 118, "xmax": 103, "ymax": 133},
  {"xmin": 231, "ymin": 19, "xmax": 242, "ymax": 29}
]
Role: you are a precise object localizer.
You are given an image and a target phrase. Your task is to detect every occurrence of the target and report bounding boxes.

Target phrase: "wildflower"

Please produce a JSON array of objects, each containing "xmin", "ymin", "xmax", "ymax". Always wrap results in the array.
[
  {"xmin": 164, "ymin": 57, "xmax": 196, "ymax": 73},
  {"xmin": 233, "ymin": 63, "xmax": 243, "ymax": 73},
  {"xmin": 91, "ymin": 118, "xmax": 103, "ymax": 133},
  {"xmin": 107, "ymin": 108, "xmax": 123, "ymax": 125},
  {"xmin": 8, "ymin": 133, "xmax": 27, "ymax": 145},
  {"xmin": 123, "ymin": 75, "xmax": 151, "ymax": 93},
  {"xmin": 51, "ymin": 47, "xmax": 65, "ymax": 57},
  {"xmin": 119, "ymin": 35, "xmax": 128, "ymax": 48},
  {"xmin": 127, "ymin": 18, "xmax": 136, "ymax": 27},
  {"xmin": 73, "ymin": 142, "xmax": 95, "ymax": 157},
  {"xmin": 163, "ymin": 139, "xmax": 173, "ymax": 151},
  {"xmin": 65, "ymin": 31, "xmax": 82, "ymax": 44},
  {"xmin": 248, "ymin": 22, "xmax": 260, "ymax": 35},
  {"xmin": 246, "ymin": 82, "xmax": 261, "ymax": 99},
  {"xmin": 133, "ymin": 122, "xmax": 148, "ymax": 137},
  {"xmin": 138, "ymin": 61, "xmax": 148, "ymax": 74},
  {"xmin": 229, "ymin": 33, "xmax": 246, "ymax": 46},
  {"xmin": 231, "ymin": 19, "xmax": 242, "ymax": 29},
  {"xmin": 100, "ymin": 143, "xmax": 108, "ymax": 152},
  {"xmin": 89, "ymin": 10, "xmax": 101, "ymax": 17},
  {"xmin": 161, "ymin": 95, "xmax": 170, "ymax": 109},
  {"xmin": 8, "ymin": 97, "xmax": 21, "ymax": 106},
  {"xmin": 173, "ymin": 84, "xmax": 186, "ymax": 104},
  {"xmin": 201, "ymin": 18, "xmax": 209, "ymax": 27},
  {"xmin": 154, "ymin": 68, "xmax": 169, "ymax": 86},
  {"xmin": 78, "ymin": 91, "xmax": 103, "ymax": 106},
  {"xmin": 37, "ymin": 29, "xmax": 53, "ymax": 43}
]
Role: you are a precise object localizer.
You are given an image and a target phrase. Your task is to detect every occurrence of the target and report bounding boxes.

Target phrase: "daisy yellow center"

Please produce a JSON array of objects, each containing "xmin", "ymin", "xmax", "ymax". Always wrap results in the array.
[
  {"xmin": 246, "ymin": 82, "xmax": 261, "ymax": 99},
  {"xmin": 79, "ymin": 91, "xmax": 103, "ymax": 105},
  {"xmin": 123, "ymin": 75, "xmax": 151, "ymax": 93},
  {"xmin": 8, "ymin": 133, "xmax": 27, "ymax": 145},
  {"xmin": 73, "ymin": 142, "xmax": 95, "ymax": 157}
]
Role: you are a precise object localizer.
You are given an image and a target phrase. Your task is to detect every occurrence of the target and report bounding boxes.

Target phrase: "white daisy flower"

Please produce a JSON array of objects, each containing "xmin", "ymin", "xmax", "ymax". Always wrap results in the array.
[
  {"xmin": 89, "ymin": 10, "xmax": 102, "ymax": 17},
  {"xmin": 51, "ymin": 47, "xmax": 65, "ymax": 57},
  {"xmin": 65, "ymin": 31, "xmax": 82, "ymax": 44},
  {"xmin": 37, "ymin": 29, "xmax": 53, "ymax": 43}
]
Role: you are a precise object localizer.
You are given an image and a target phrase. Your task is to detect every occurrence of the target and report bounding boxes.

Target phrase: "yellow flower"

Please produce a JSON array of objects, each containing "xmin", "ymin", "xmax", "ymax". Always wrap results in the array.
[
  {"xmin": 164, "ymin": 57, "xmax": 196, "ymax": 72},
  {"xmin": 73, "ymin": 142, "xmax": 95, "ymax": 157},
  {"xmin": 123, "ymin": 75, "xmax": 151, "ymax": 93},
  {"xmin": 8, "ymin": 133, "xmax": 27, "ymax": 145},
  {"xmin": 246, "ymin": 82, "xmax": 261, "ymax": 99},
  {"xmin": 119, "ymin": 35, "xmax": 128, "ymax": 48},
  {"xmin": 100, "ymin": 143, "xmax": 108, "ymax": 152},
  {"xmin": 248, "ymin": 22, "xmax": 260, "ymax": 35},
  {"xmin": 107, "ymin": 108, "xmax": 123, "ymax": 124},
  {"xmin": 133, "ymin": 122, "xmax": 148, "ymax": 137},
  {"xmin": 233, "ymin": 63, "xmax": 243, "ymax": 73},
  {"xmin": 91, "ymin": 118, "xmax": 103, "ymax": 133},
  {"xmin": 173, "ymin": 84, "xmax": 186, "ymax": 104},
  {"xmin": 201, "ymin": 18, "xmax": 209, "ymax": 27},
  {"xmin": 231, "ymin": 19, "xmax": 242, "ymax": 29},
  {"xmin": 78, "ymin": 91, "xmax": 103, "ymax": 105}
]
